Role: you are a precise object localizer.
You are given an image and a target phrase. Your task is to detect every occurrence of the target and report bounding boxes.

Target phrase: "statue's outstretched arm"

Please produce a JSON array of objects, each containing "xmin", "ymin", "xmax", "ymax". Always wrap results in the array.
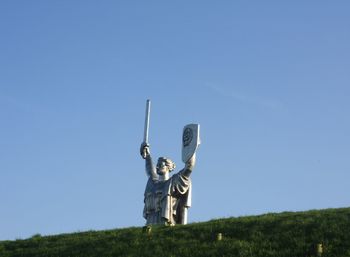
[
  {"xmin": 181, "ymin": 154, "xmax": 196, "ymax": 178},
  {"xmin": 145, "ymin": 155, "xmax": 157, "ymax": 180},
  {"xmin": 140, "ymin": 143, "xmax": 158, "ymax": 180}
]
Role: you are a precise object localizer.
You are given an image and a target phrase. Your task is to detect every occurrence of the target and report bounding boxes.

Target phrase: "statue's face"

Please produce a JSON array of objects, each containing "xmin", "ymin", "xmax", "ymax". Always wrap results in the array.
[{"xmin": 156, "ymin": 160, "xmax": 169, "ymax": 175}]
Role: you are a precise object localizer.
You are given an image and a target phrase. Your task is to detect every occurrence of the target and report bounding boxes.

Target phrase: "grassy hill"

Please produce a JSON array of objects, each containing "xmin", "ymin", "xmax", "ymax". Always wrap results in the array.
[{"xmin": 1, "ymin": 207, "xmax": 349, "ymax": 257}]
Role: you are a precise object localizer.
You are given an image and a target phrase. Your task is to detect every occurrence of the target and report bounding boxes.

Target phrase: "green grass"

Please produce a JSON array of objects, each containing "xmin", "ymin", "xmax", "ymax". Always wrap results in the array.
[{"xmin": 1, "ymin": 207, "xmax": 349, "ymax": 257}]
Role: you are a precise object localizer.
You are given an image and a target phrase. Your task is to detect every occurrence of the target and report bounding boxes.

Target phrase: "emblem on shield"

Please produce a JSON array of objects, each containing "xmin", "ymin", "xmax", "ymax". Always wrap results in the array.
[
  {"xmin": 183, "ymin": 127, "xmax": 193, "ymax": 147},
  {"xmin": 182, "ymin": 124, "xmax": 200, "ymax": 163}
]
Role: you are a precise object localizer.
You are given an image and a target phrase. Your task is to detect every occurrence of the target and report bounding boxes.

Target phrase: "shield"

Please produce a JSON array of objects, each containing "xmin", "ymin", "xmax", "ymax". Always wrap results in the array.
[{"xmin": 182, "ymin": 124, "xmax": 200, "ymax": 163}]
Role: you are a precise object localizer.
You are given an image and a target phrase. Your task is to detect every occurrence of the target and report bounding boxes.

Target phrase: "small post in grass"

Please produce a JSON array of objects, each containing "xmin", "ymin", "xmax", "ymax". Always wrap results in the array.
[
  {"xmin": 316, "ymin": 243, "xmax": 323, "ymax": 256},
  {"xmin": 143, "ymin": 225, "xmax": 152, "ymax": 236},
  {"xmin": 216, "ymin": 233, "xmax": 223, "ymax": 241}
]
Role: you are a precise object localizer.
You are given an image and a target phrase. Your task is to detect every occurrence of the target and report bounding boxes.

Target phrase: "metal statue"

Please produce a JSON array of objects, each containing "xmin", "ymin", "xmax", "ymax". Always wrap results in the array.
[{"xmin": 140, "ymin": 100, "xmax": 200, "ymax": 226}]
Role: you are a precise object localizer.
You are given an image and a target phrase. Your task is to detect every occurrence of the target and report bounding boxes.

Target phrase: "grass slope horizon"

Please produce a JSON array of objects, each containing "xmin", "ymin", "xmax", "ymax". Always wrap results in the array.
[{"xmin": 1, "ymin": 207, "xmax": 349, "ymax": 257}]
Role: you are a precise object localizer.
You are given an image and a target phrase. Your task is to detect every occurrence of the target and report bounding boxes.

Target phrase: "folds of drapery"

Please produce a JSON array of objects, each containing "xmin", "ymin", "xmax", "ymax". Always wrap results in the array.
[{"xmin": 143, "ymin": 170, "xmax": 191, "ymax": 225}]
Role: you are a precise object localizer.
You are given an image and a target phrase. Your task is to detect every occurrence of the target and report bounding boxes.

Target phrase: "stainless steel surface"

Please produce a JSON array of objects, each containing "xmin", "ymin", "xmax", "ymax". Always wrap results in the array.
[{"xmin": 143, "ymin": 99, "xmax": 151, "ymax": 144}]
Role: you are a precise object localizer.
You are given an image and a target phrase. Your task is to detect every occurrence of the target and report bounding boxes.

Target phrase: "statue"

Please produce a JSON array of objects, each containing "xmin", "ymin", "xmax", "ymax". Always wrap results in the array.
[{"xmin": 140, "ymin": 100, "xmax": 200, "ymax": 226}]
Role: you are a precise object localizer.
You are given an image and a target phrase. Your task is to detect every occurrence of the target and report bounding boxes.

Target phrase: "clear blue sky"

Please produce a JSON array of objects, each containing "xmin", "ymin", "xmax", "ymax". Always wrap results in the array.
[{"xmin": 1, "ymin": 1, "xmax": 349, "ymax": 240}]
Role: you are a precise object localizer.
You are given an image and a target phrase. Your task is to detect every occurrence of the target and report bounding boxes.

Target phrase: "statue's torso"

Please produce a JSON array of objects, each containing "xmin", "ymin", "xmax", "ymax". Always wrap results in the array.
[
  {"xmin": 143, "ymin": 172, "xmax": 191, "ymax": 225},
  {"xmin": 144, "ymin": 179, "xmax": 169, "ymax": 225}
]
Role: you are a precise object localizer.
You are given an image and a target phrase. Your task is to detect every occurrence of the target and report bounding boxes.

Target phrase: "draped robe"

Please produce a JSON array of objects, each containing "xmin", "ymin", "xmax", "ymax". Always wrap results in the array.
[{"xmin": 143, "ymin": 166, "xmax": 192, "ymax": 225}]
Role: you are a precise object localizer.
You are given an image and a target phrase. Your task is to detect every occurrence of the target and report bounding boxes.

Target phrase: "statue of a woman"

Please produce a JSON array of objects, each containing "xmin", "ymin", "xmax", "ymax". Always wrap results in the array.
[{"xmin": 140, "ymin": 143, "xmax": 195, "ymax": 225}]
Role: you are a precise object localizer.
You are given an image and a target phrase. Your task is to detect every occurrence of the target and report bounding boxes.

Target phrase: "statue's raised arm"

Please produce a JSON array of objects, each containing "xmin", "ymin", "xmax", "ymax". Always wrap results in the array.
[
  {"xmin": 180, "ymin": 153, "xmax": 196, "ymax": 178},
  {"xmin": 140, "ymin": 142, "xmax": 158, "ymax": 180}
]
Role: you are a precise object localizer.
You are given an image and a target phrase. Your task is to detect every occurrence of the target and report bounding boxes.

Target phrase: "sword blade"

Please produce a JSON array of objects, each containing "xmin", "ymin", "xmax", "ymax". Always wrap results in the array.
[{"xmin": 143, "ymin": 99, "xmax": 151, "ymax": 144}]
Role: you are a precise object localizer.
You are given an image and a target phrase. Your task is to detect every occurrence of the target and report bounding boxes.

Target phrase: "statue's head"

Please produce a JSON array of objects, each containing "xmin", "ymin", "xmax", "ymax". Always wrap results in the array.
[{"xmin": 156, "ymin": 157, "xmax": 176, "ymax": 176}]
